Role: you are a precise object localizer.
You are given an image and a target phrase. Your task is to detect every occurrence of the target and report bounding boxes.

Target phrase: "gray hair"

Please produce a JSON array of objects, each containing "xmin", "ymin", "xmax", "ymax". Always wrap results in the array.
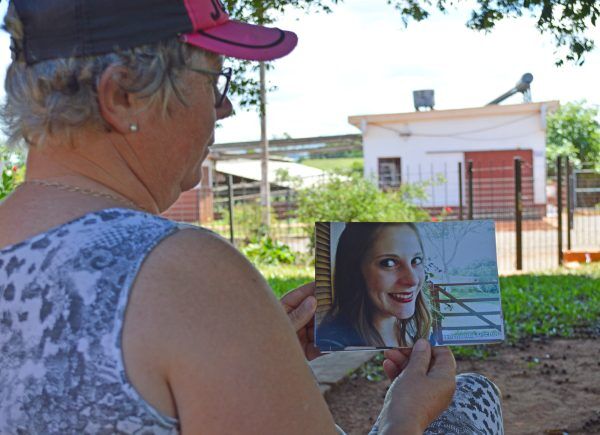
[{"xmin": 1, "ymin": 3, "xmax": 218, "ymax": 148}]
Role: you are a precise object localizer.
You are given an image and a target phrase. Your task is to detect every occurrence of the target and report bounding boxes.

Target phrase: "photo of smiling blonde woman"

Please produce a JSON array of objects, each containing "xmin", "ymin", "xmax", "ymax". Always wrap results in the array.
[{"xmin": 317, "ymin": 223, "xmax": 434, "ymax": 350}]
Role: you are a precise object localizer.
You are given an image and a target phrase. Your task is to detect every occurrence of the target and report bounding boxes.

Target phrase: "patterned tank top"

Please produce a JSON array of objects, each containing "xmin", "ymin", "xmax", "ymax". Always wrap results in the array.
[{"xmin": 0, "ymin": 208, "xmax": 183, "ymax": 434}]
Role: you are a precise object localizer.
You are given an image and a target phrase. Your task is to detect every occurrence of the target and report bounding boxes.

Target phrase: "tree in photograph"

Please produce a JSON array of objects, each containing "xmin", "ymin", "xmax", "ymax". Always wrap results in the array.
[
  {"xmin": 546, "ymin": 100, "xmax": 600, "ymax": 168},
  {"xmin": 418, "ymin": 221, "xmax": 485, "ymax": 283}
]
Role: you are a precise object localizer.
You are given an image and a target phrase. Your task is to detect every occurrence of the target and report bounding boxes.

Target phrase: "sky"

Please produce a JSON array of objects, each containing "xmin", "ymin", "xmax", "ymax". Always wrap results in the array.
[{"xmin": 0, "ymin": 1, "xmax": 598, "ymax": 145}]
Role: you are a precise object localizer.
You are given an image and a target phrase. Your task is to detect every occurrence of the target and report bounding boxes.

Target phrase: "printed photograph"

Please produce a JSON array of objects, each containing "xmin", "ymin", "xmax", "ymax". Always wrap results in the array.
[{"xmin": 314, "ymin": 221, "xmax": 505, "ymax": 351}]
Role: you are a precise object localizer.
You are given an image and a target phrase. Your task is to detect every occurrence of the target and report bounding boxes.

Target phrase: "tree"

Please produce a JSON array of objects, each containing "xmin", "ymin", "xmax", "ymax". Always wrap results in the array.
[
  {"xmin": 225, "ymin": 0, "xmax": 599, "ymax": 109},
  {"xmin": 386, "ymin": 0, "xmax": 599, "ymax": 66},
  {"xmin": 418, "ymin": 221, "xmax": 484, "ymax": 282},
  {"xmin": 546, "ymin": 100, "xmax": 600, "ymax": 168}
]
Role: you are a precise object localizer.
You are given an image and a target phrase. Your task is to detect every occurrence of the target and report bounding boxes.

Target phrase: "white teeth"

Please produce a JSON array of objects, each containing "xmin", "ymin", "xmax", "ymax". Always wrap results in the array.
[{"xmin": 389, "ymin": 293, "xmax": 412, "ymax": 302}]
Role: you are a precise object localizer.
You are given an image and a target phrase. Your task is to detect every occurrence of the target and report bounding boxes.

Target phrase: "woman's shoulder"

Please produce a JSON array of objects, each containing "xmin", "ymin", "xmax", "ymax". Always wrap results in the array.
[{"xmin": 126, "ymin": 218, "xmax": 337, "ymax": 433}]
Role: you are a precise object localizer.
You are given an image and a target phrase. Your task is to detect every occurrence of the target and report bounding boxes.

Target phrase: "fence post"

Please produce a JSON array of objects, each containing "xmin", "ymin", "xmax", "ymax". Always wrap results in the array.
[
  {"xmin": 566, "ymin": 157, "xmax": 573, "ymax": 250},
  {"xmin": 514, "ymin": 158, "xmax": 523, "ymax": 271},
  {"xmin": 227, "ymin": 174, "xmax": 235, "ymax": 245},
  {"xmin": 467, "ymin": 160, "xmax": 474, "ymax": 220},
  {"xmin": 557, "ymin": 156, "xmax": 563, "ymax": 266},
  {"xmin": 458, "ymin": 162, "xmax": 464, "ymax": 220}
]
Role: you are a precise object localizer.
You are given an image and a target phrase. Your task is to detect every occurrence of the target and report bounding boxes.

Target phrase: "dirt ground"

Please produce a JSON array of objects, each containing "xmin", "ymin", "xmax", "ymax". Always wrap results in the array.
[{"xmin": 326, "ymin": 338, "xmax": 600, "ymax": 434}]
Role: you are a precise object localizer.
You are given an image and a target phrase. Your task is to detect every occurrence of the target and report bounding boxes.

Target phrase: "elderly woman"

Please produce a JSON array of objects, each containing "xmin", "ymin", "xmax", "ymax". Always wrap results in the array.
[{"xmin": 0, "ymin": 1, "xmax": 502, "ymax": 434}]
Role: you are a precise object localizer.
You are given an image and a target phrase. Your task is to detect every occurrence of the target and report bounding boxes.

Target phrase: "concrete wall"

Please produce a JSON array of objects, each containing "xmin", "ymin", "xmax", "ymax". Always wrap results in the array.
[{"xmin": 362, "ymin": 112, "xmax": 548, "ymax": 207}]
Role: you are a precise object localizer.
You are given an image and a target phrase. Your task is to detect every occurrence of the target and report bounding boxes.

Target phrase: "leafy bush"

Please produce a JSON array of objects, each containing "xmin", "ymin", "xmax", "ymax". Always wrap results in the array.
[
  {"xmin": 0, "ymin": 170, "xmax": 17, "ymax": 201},
  {"xmin": 546, "ymin": 100, "xmax": 600, "ymax": 171},
  {"xmin": 295, "ymin": 171, "xmax": 430, "ymax": 246},
  {"xmin": 0, "ymin": 146, "xmax": 25, "ymax": 201},
  {"xmin": 241, "ymin": 236, "xmax": 296, "ymax": 266}
]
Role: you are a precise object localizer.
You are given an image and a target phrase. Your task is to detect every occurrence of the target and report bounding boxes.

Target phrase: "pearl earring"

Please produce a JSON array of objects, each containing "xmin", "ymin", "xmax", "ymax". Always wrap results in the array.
[{"xmin": 129, "ymin": 123, "xmax": 139, "ymax": 133}]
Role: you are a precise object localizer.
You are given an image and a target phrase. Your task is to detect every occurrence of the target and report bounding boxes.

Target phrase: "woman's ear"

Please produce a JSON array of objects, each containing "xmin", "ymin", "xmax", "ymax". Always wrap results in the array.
[{"xmin": 97, "ymin": 65, "xmax": 138, "ymax": 134}]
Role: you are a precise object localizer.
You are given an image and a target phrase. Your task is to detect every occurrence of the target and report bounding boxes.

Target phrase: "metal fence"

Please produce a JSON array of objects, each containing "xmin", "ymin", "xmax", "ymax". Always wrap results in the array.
[
  {"xmin": 202, "ymin": 158, "xmax": 600, "ymax": 274},
  {"xmin": 203, "ymin": 173, "xmax": 311, "ymax": 253}
]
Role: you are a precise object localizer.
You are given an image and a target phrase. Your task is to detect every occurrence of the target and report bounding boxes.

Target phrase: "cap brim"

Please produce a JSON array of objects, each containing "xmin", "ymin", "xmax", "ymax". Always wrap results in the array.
[{"xmin": 182, "ymin": 20, "xmax": 297, "ymax": 61}]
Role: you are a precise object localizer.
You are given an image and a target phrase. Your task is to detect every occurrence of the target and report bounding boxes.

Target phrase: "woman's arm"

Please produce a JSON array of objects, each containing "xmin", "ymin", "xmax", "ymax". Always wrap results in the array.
[
  {"xmin": 131, "ymin": 228, "xmax": 338, "ymax": 434},
  {"xmin": 125, "ymin": 228, "xmax": 456, "ymax": 434}
]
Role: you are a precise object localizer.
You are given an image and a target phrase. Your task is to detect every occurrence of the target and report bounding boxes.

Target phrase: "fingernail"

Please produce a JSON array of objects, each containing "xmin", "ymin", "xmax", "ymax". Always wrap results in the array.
[{"xmin": 413, "ymin": 339, "xmax": 428, "ymax": 352}]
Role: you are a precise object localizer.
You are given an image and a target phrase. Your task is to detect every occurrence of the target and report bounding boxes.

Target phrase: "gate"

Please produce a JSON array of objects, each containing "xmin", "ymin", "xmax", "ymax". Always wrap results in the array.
[{"xmin": 430, "ymin": 282, "xmax": 504, "ymax": 345}]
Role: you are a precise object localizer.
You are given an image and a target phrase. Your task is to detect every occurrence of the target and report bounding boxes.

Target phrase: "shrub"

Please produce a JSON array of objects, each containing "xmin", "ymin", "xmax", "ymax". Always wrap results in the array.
[
  {"xmin": 0, "ymin": 146, "xmax": 25, "ymax": 201},
  {"xmin": 295, "ymin": 171, "xmax": 430, "ymax": 246},
  {"xmin": 241, "ymin": 235, "xmax": 296, "ymax": 266}
]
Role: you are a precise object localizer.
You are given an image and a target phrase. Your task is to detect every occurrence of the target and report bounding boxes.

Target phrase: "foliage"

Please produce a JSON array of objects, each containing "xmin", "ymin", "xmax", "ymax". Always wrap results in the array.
[
  {"xmin": 354, "ymin": 353, "xmax": 386, "ymax": 382},
  {"xmin": 241, "ymin": 235, "xmax": 296, "ymax": 265},
  {"xmin": 224, "ymin": 0, "xmax": 597, "ymax": 111},
  {"xmin": 0, "ymin": 146, "xmax": 25, "ymax": 201},
  {"xmin": 448, "ymin": 0, "xmax": 597, "ymax": 66},
  {"xmin": 499, "ymin": 264, "xmax": 600, "ymax": 341},
  {"xmin": 296, "ymin": 169, "xmax": 429, "ymax": 226},
  {"xmin": 546, "ymin": 100, "xmax": 600, "ymax": 169},
  {"xmin": 295, "ymin": 171, "xmax": 430, "ymax": 250},
  {"xmin": 265, "ymin": 263, "xmax": 600, "ymax": 363},
  {"xmin": 387, "ymin": 0, "xmax": 599, "ymax": 66}
]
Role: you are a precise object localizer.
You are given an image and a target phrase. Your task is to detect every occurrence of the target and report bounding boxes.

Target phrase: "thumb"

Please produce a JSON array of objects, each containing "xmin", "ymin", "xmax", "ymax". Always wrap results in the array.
[
  {"xmin": 404, "ymin": 338, "xmax": 432, "ymax": 376},
  {"xmin": 288, "ymin": 296, "xmax": 316, "ymax": 331}
]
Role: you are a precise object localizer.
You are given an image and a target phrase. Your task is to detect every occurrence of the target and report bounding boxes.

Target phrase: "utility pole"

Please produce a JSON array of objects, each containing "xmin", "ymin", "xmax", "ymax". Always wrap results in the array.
[{"xmin": 259, "ymin": 61, "xmax": 270, "ymax": 229}]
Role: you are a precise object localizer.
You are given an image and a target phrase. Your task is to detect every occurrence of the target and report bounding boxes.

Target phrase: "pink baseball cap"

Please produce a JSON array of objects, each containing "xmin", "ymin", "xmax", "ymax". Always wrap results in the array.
[
  {"xmin": 13, "ymin": 0, "xmax": 298, "ymax": 64},
  {"xmin": 181, "ymin": 0, "xmax": 298, "ymax": 61}
]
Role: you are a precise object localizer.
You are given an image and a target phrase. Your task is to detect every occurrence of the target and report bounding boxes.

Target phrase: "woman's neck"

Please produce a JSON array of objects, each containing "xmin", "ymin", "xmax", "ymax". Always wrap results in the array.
[{"xmin": 25, "ymin": 134, "xmax": 163, "ymax": 214}]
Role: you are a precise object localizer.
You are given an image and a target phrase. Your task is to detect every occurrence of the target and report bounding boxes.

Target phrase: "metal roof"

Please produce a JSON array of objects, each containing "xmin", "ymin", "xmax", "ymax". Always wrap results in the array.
[{"xmin": 215, "ymin": 159, "xmax": 328, "ymax": 188}]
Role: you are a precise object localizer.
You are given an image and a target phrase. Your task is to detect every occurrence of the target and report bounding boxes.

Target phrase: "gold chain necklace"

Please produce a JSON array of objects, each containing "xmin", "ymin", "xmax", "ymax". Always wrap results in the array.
[{"xmin": 22, "ymin": 179, "xmax": 148, "ymax": 212}]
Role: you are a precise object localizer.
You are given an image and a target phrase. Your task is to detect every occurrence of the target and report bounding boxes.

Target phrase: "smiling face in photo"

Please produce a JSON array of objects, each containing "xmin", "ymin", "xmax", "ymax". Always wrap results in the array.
[{"xmin": 361, "ymin": 225, "xmax": 425, "ymax": 322}]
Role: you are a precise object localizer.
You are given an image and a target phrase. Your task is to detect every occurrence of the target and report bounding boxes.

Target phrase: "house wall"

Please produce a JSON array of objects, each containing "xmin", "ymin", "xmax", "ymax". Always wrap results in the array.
[{"xmin": 362, "ymin": 112, "xmax": 548, "ymax": 207}]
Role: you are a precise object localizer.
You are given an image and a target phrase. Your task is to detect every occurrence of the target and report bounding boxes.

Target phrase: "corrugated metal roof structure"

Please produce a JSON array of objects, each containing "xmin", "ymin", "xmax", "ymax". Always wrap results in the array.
[{"xmin": 215, "ymin": 159, "xmax": 327, "ymax": 188}]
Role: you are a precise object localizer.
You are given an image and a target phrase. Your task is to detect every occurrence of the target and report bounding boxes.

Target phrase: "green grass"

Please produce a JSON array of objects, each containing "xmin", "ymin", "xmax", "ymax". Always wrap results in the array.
[
  {"xmin": 499, "ymin": 263, "xmax": 600, "ymax": 341},
  {"xmin": 262, "ymin": 263, "xmax": 600, "ymax": 359},
  {"xmin": 261, "ymin": 264, "xmax": 313, "ymax": 298},
  {"xmin": 301, "ymin": 157, "xmax": 363, "ymax": 172}
]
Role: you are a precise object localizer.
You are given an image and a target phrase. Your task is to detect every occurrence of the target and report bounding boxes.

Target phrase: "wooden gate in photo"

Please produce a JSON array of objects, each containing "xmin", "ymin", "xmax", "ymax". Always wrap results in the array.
[{"xmin": 430, "ymin": 283, "xmax": 503, "ymax": 345}]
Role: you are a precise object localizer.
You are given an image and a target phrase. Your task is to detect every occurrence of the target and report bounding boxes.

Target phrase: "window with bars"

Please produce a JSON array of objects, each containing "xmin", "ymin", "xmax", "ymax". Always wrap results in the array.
[{"xmin": 378, "ymin": 157, "xmax": 401, "ymax": 190}]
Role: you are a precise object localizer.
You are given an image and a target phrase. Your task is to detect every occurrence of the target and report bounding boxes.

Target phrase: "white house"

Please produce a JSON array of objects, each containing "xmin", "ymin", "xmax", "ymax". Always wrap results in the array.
[{"xmin": 348, "ymin": 101, "xmax": 559, "ymax": 217}]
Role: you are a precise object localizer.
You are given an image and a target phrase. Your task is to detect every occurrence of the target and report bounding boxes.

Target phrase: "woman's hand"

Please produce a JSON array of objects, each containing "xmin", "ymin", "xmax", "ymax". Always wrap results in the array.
[
  {"xmin": 378, "ymin": 339, "xmax": 456, "ymax": 434},
  {"xmin": 382, "ymin": 347, "xmax": 412, "ymax": 380},
  {"xmin": 280, "ymin": 282, "xmax": 323, "ymax": 361}
]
